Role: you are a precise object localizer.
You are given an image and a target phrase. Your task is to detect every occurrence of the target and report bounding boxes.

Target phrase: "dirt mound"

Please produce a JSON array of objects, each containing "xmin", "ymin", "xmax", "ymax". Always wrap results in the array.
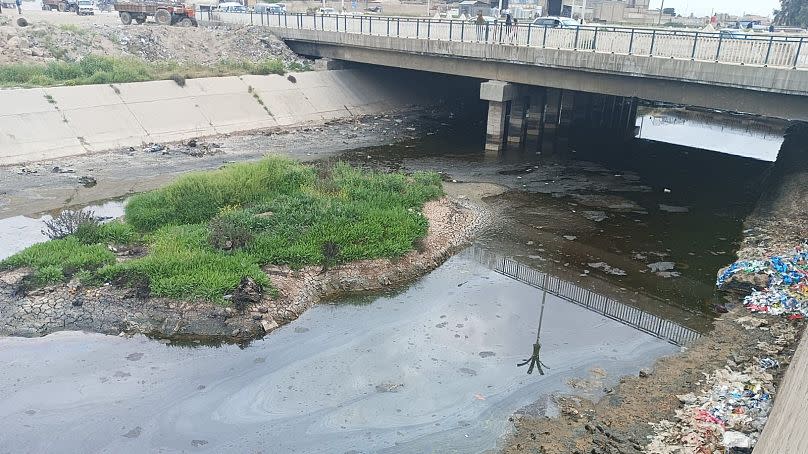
[{"xmin": 0, "ymin": 17, "xmax": 307, "ymax": 66}]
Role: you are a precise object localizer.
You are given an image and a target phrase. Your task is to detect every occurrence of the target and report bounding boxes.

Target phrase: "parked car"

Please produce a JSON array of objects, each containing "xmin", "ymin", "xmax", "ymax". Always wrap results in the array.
[
  {"xmin": 218, "ymin": 1, "xmax": 246, "ymax": 12},
  {"xmin": 254, "ymin": 2, "xmax": 285, "ymax": 13},
  {"xmin": 719, "ymin": 29, "xmax": 748, "ymax": 39},
  {"xmin": 532, "ymin": 16, "xmax": 579, "ymax": 28},
  {"xmin": 76, "ymin": 0, "xmax": 95, "ymax": 14}
]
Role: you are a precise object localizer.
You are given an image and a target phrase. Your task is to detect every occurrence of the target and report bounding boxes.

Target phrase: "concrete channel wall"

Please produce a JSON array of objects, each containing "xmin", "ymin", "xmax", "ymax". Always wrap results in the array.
[{"xmin": 0, "ymin": 69, "xmax": 418, "ymax": 166}]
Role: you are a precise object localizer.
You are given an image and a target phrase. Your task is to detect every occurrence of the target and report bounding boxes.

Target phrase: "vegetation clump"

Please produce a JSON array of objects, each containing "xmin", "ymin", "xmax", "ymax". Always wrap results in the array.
[
  {"xmin": 1, "ymin": 158, "xmax": 444, "ymax": 304},
  {"xmin": 0, "ymin": 55, "xmax": 305, "ymax": 88}
]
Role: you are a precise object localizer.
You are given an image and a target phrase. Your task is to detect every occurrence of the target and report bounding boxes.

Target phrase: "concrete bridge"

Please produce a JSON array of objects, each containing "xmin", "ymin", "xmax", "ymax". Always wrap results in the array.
[{"xmin": 202, "ymin": 12, "xmax": 808, "ymax": 152}]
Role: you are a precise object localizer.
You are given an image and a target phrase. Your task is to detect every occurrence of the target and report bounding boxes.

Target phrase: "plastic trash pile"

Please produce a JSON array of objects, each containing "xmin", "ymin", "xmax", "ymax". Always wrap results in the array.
[
  {"xmin": 717, "ymin": 245, "xmax": 808, "ymax": 317},
  {"xmin": 646, "ymin": 358, "xmax": 778, "ymax": 454}
]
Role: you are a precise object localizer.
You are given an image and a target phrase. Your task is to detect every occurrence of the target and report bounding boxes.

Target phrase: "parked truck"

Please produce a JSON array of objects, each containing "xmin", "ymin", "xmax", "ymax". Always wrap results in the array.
[
  {"xmin": 114, "ymin": 0, "xmax": 198, "ymax": 26},
  {"xmin": 41, "ymin": 0, "xmax": 79, "ymax": 12}
]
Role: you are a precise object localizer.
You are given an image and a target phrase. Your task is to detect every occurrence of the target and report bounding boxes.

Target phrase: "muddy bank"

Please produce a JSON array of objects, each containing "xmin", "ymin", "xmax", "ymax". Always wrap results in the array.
[{"xmin": 0, "ymin": 196, "xmax": 489, "ymax": 342}]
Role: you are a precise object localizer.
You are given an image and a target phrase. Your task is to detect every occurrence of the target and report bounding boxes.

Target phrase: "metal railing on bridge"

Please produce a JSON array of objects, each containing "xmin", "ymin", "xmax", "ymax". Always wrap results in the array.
[
  {"xmin": 199, "ymin": 11, "xmax": 808, "ymax": 70},
  {"xmin": 470, "ymin": 246, "xmax": 703, "ymax": 347}
]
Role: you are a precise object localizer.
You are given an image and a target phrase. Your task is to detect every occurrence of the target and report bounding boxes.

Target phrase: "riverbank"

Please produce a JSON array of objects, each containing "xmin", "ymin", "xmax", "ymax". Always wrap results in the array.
[{"xmin": 502, "ymin": 124, "xmax": 808, "ymax": 453}]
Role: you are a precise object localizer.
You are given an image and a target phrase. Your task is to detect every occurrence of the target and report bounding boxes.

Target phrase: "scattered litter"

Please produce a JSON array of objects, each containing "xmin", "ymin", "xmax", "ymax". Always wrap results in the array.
[
  {"xmin": 563, "ymin": 235, "xmax": 577, "ymax": 241},
  {"xmin": 51, "ymin": 166, "xmax": 75, "ymax": 174},
  {"xmin": 663, "ymin": 188, "xmax": 672, "ymax": 193},
  {"xmin": 646, "ymin": 362, "xmax": 775, "ymax": 453},
  {"xmin": 473, "ymin": 393, "xmax": 486, "ymax": 401},
  {"xmin": 588, "ymin": 262, "xmax": 627, "ymax": 276},
  {"xmin": 717, "ymin": 244, "xmax": 808, "ymax": 317},
  {"xmin": 78, "ymin": 176, "xmax": 97, "ymax": 188},
  {"xmin": 143, "ymin": 143, "xmax": 166, "ymax": 153},
  {"xmin": 758, "ymin": 357, "xmax": 779, "ymax": 370}
]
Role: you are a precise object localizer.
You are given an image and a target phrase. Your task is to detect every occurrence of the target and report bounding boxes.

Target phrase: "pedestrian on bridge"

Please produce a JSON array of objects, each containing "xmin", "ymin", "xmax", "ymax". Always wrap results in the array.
[
  {"xmin": 502, "ymin": 11, "xmax": 512, "ymax": 43},
  {"xmin": 475, "ymin": 12, "xmax": 486, "ymax": 42},
  {"xmin": 16, "ymin": 0, "xmax": 22, "ymax": 14}
]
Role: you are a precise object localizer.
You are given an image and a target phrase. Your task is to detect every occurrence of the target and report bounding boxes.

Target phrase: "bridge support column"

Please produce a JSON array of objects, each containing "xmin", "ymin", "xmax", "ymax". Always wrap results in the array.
[
  {"xmin": 480, "ymin": 80, "xmax": 517, "ymax": 153},
  {"xmin": 524, "ymin": 88, "xmax": 546, "ymax": 146},
  {"xmin": 542, "ymin": 88, "xmax": 563, "ymax": 145},
  {"xmin": 508, "ymin": 96, "xmax": 529, "ymax": 145}
]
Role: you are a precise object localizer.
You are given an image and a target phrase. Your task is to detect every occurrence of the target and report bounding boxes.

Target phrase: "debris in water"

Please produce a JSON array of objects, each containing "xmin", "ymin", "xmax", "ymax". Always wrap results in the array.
[
  {"xmin": 659, "ymin": 204, "xmax": 690, "ymax": 213},
  {"xmin": 563, "ymin": 235, "xmax": 577, "ymax": 241},
  {"xmin": 648, "ymin": 262, "xmax": 676, "ymax": 272},
  {"xmin": 375, "ymin": 383, "xmax": 404, "ymax": 393},
  {"xmin": 588, "ymin": 262, "xmax": 627, "ymax": 276},
  {"xmin": 581, "ymin": 211, "xmax": 607, "ymax": 222}
]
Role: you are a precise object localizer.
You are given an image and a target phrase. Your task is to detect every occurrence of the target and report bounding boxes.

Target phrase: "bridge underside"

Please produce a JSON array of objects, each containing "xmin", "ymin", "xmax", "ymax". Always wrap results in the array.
[{"xmin": 284, "ymin": 40, "xmax": 808, "ymax": 123}]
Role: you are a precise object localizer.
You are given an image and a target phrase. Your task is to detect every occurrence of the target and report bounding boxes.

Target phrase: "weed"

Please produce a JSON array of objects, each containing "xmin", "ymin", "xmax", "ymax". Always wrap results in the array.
[
  {"xmin": 42, "ymin": 209, "xmax": 98, "ymax": 240},
  {"xmin": 0, "ymin": 56, "xmax": 302, "ymax": 88},
  {"xmin": 44, "ymin": 93, "xmax": 56, "ymax": 104}
]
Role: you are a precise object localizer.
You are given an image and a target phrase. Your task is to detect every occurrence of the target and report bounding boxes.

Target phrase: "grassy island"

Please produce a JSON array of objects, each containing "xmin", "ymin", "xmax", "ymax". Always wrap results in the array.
[{"xmin": 1, "ymin": 158, "xmax": 444, "ymax": 302}]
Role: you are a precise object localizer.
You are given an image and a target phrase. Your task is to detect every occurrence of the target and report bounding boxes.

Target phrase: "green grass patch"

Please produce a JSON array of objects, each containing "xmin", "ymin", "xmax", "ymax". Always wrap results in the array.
[
  {"xmin": 0, "ymin": 55, "xmax": 306, "ymax": 88},
  {"xmin": 4, "ymin": 158, "xmax": 443, "ymax": 304},
  {"xmin": 1, "ymin": 236, "xmax": 115, "ymax": 284}
]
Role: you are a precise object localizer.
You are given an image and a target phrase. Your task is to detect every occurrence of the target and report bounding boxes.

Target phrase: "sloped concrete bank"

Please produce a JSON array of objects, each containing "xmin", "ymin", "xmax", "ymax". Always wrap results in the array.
[
  {"xmin": 0, "ymin": 68, "xmax": 431, "ymax": 165},
  {"xmin": 0, "ymin": 196, "xmax": 490, "ymax": 342}
]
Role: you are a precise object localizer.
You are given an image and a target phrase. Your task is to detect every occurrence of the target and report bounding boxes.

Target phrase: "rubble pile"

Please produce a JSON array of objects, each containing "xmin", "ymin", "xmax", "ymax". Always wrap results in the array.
[{"xmin": 1, "ymin": 20, "xmax": 309, "ymax": 67}]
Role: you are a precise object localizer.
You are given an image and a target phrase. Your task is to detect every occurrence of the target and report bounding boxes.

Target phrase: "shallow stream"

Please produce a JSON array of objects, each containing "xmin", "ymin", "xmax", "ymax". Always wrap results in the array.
[{"xmin": 0, "ymin": 106, "xmax": 787, "ymax": 452}]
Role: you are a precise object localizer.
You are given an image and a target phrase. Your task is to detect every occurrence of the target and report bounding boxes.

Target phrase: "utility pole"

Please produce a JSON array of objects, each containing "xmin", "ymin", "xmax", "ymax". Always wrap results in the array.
[
  {"xmin": 580, "ymin": 0, "xmax": 587, "ymax": 21},
  {"xmin": 657, "ymin": 0, "xmax": 664, "ymax": 25}
]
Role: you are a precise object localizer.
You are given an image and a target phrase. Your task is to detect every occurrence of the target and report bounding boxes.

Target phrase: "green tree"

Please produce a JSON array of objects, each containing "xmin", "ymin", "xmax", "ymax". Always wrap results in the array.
[{"xmin": 775, "ymin": 0, "xmax": 808, "ymax": 27}]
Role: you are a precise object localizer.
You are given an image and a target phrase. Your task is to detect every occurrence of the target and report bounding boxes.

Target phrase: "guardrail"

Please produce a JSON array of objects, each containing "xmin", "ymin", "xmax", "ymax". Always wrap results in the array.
[
  {"xmin": 198, "ymin": 11, "xmax": 808, "ymax": 70},
  {"xmin": 470, "ymin": 246, "xmax": 703, "ymax": 347}
]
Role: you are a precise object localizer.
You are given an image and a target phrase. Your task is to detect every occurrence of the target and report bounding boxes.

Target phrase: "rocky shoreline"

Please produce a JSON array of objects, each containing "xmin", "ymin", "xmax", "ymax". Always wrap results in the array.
[{"xmin": 0, "ymin": 196, "xmax": 489, "ymax": 343}]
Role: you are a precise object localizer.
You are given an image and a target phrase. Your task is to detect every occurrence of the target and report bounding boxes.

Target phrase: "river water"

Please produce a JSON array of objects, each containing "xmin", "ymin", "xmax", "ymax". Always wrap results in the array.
[{"xmin": 0, "ymin": 106, "xmax": 787, "ymax": 453}]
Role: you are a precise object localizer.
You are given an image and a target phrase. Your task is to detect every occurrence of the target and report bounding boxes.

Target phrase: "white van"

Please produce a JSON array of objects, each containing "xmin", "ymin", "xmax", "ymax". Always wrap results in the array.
[
  {"xmin": 218, "ymin": 1, "xmax": 247, "ymax": 12},
  {"xmin": 254, "ymin": 2, "xmax": 285, "ymax": 13}
]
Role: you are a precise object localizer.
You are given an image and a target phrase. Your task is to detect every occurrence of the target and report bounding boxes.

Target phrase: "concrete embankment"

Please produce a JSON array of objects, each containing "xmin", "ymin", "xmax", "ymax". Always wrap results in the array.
[{"xmin": 0, "ymin": 68, "xmax": 429, "ymax": 165}]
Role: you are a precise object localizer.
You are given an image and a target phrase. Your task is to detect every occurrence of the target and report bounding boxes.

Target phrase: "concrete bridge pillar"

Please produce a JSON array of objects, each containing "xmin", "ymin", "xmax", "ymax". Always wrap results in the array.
[
  {"xmin": 524, "ymin": 88, "xmax": 546, "ymax": 145},
  {"xmin": 480, "ymin": 80, "xmax": 517, "ymax": 153},
  {"xmin": 508, "ymin": 96, "xmax": 529, "ymax": 145}
]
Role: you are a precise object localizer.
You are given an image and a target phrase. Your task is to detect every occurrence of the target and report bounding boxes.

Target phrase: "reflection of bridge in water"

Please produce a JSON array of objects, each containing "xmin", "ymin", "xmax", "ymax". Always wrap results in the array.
[{"xmin": 471, "ymin": 247, "xmax": 702, "ymax": 347}]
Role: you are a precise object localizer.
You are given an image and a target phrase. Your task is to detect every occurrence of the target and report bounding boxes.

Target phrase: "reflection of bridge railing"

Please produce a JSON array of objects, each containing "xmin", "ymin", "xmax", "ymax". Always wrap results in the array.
[
  {"xmin": 470, "ymin": 247, "xmax": 702, "ymax": 347},
  {"xmin": 200, "ymin": 11, "xmax": 808, "ymax": 70}
]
